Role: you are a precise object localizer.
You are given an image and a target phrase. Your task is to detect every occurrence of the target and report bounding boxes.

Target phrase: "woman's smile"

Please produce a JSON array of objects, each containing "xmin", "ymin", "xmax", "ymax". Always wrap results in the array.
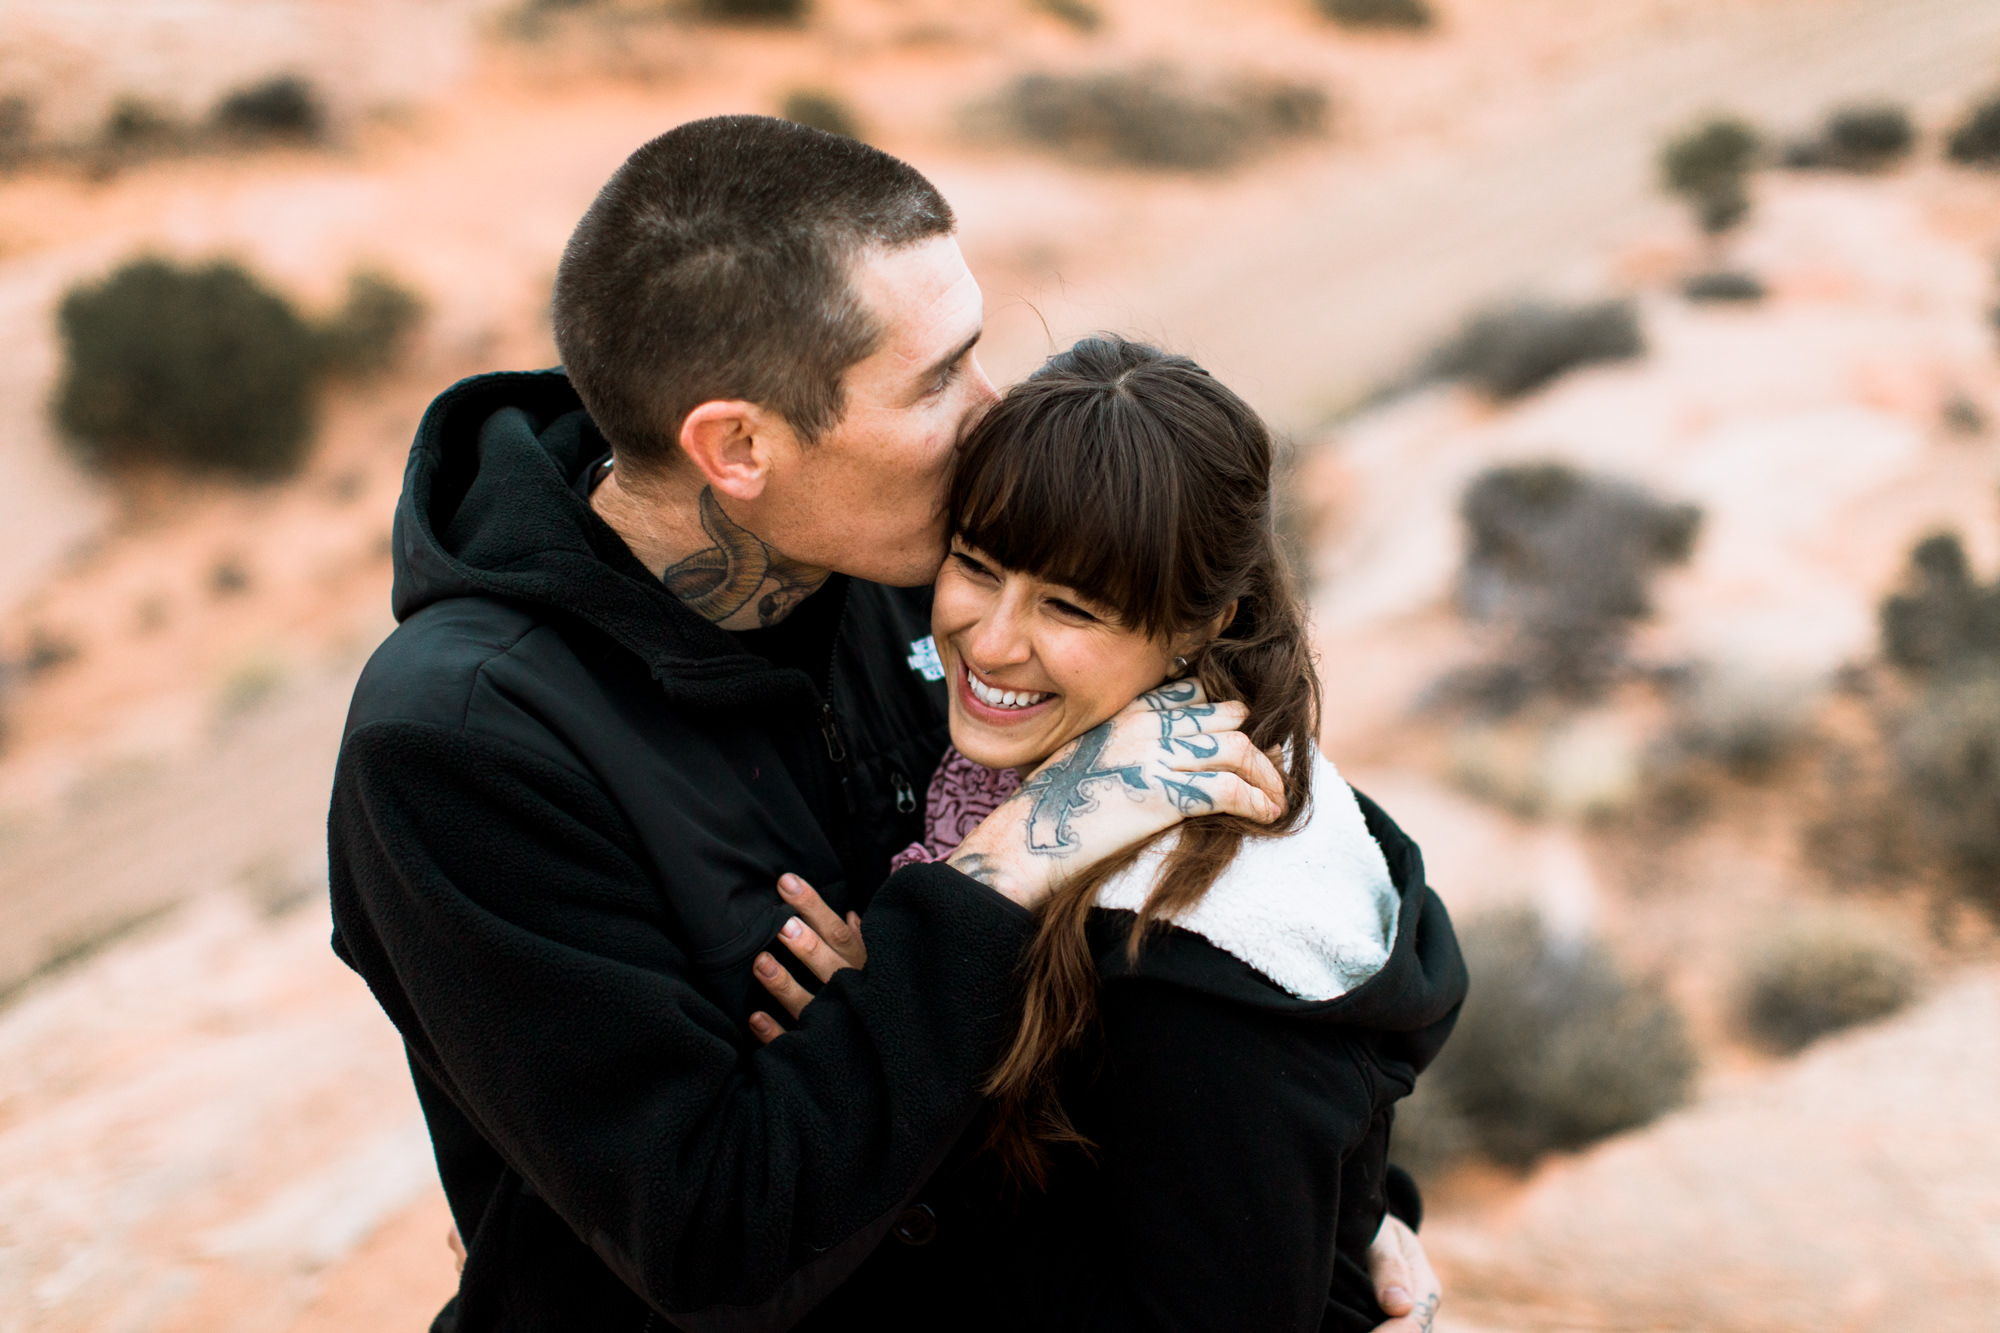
[{"xmin": 958, "ymin": 659, "xmax": 1058, "ymax": 720}]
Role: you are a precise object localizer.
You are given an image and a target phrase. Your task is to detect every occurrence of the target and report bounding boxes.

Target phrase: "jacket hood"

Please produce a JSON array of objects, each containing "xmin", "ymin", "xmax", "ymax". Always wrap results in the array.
[
  {"xmin": 1097, "ymin": 770, "xmax": 1467, "ymax": 1058},
  {"xmin": 1096, "ymin": 749, "xmax": 1398, "ymax": 1002},
  {"xmin": 391, "ymin": 370, "xmax": 820, "ymax": 712}
]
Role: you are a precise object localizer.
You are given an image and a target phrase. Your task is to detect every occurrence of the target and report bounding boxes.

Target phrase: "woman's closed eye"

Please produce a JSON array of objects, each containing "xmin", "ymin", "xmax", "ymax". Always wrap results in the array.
[
  {"xmin": 1044, "ymin": 596, "xmax": 1100, "ymax": 624},
  {"xmin": 951, "ymin": 550, "xmax": 997, "ymax": 582}
]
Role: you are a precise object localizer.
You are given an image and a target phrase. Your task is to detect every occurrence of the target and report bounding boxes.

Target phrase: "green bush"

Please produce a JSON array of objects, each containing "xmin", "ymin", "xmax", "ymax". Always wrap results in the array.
[
  {"xmin": 1660, "ymin": 116, "xmax": 1762, "ymax": 234},
  {"xmin": 54, "ymin": 257, "xmax": 423, "ymax": 480},
  {"xmin": 780, "ymin": 90, "xmax": 861, "ymax": 141},
  {"xmin": 1878, "ymin": 532, "xmax": 2000, "ymax": 677},
  {"xmin": 0, "ymin": 96, "xmax": 36, "ymax": 168},
  {"xmin": 697, "ymin": 0, "xmax": 805, "ymax": 20},
  {"xmin": 1736, "ymin": 914, "xmax": 1917, "ymax": 1054},
  {"xmin": 316, "ymin": 270, "xmax": 425, "ymax": 378},
  {"xmin": 1896, "ymin": 665, "xmax": 2000, "ymax": 918},
  {"xmin": 1448, "ymin": 462, "xmax": 1699, "ymax": 707},
  {"xmin": 1413, "ymin": 908, "xmax": 1696, "ymax": 1168},
  {"xmin": 211, "ymin": 76, "xmax": 324, "ymax": 143},
  {"xmin": 55, "ymin": 258, "xmax": 320, "ymax": 477},
  {"xmin": 1319, "ymin": 0, "xmax": 1433, "ymax": 29},
  {"xmin": 991, "ymin": 67, "xmax": 1327, "ymax": 171},
  {"xmin": 1783, "ymin": 104, "xmax": 1915, "ymax": 172},
  {"xmin": 98, "ymin": 97, "xmax": 183, "ymax": 160},
  {"xmin": 1032, "ymin": 0, "xmax": 1102, "ymax": 31},
  {"xmin": 1945, "ymin": 92, "xmax": 2000, "ymax": 166},
  {"xmin": 1682, "ymin": 270, "xmax": 1765, "ymax": 303},
  {"xmin": 1423, "ymin": 299, "xmax": 1644, "ymax": 400}
]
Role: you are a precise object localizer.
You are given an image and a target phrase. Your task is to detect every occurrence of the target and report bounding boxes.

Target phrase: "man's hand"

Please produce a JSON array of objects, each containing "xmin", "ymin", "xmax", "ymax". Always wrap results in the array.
[
  {"xmin": 1366, "ymin": 1213, "xmax": 1442, "ymax": 1332},
  {"xmin": 748, "ymin": 874, "xmax": 864, "ymax": 1043},
  {"xmin": 948, "ymin": 679, "xmax": 1285, "ymax": 910}
]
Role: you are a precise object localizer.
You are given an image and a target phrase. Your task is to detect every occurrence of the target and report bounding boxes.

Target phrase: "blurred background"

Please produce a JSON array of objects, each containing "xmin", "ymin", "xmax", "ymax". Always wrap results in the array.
[{"xmin": 2, "ymin": 1, "xmax": 1998, "ymax": 1329}]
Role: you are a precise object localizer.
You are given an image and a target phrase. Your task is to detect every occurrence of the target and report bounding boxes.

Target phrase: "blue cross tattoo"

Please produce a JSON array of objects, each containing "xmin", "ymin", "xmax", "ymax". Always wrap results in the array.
[{"xmin": 1019, "ymin": 723, "xmax": 1149, "ymax": 853}]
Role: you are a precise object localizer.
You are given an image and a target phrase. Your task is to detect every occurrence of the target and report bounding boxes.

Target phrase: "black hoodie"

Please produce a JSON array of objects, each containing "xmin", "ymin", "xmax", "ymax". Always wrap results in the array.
[
  {"xmin": 811, "ymin": 787, "xmax": 1466, "ymax": 1333},
  {"xmin": 327, "ymin": 371, "xmax": 1038, "ymax": 1333}
]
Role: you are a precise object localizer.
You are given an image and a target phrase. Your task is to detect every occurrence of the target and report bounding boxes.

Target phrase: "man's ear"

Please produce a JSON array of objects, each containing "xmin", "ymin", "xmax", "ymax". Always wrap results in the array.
[{"xmin": 678, "ymin": 400, "xmax": 783, "ymax": 502}]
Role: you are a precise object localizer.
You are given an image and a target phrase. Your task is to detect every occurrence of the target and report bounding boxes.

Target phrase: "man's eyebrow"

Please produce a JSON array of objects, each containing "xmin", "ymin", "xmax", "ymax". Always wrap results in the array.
[{"xmin": 913, "ymin": 328, "xmax": 982, "ymax": 394}]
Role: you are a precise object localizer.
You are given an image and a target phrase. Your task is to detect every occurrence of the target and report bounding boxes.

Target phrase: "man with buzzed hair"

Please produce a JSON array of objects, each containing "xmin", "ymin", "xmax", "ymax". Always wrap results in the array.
[{"xmin": 329, "ymin": 116, "xmax": 1438, "ymax": 1331}]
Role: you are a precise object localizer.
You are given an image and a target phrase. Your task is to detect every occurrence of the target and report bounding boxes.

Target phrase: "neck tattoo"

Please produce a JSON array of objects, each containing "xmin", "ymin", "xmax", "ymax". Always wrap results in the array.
[{"xmin": 662, "ymin": 488, "xmax": 827, "ymax": 627}]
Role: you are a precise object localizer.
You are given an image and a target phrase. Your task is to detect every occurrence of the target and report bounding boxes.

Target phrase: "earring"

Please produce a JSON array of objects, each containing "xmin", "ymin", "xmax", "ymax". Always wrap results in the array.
[{"xmin": 1172, "ymin": 655, "xmax": 1190, "ymax": 674}]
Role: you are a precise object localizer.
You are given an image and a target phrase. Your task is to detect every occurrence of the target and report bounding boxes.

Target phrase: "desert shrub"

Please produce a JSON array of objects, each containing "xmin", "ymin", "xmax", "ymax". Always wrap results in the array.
[
  {"xmin": 697, "ymin": 0, "xmax": 805, "ymax": 20},
  {"xmin": 780, "ymin": 90, "xmax": 861, "ymax": 141},
  {"xmin": 1660, "ymin": 115, "xmax": 1762, "ymax": 234},
  {"xmin": 0, "ymin": 96, "xmax": 35, "ymax": 167},
  {"xmin": 1878, "ymin": 532, "xmax": 2000, "ymax": 676},
  {"xmin": 1681, "ymin": 269, "xmax": 1765, "ymax": 303},
  {"xmin": 317, "ymin": 270, "xmax": 425, "ymax": 377},
  {"xmin": 1032, "ymin": 0, "xmax": 1102, "ymax": 31},
  {"xmin": 1418, "ymin": 908, "xmax": 1696, "ymax": 1168},
  {"xmin": 1423, "ymin": 298, "xmax": 1643, "ymax": 400},
  {"xmin": 99, "ymin": 98, "xmax": 183, "ymax": 157},
  {"xmin": 56, "ymin": 258, "xmax": 320, "ymax": 477},
  {"xmin": 990, "ymin": 67, "xmax": 1326, "ymax": 171},
  {"xmin": 1783, "ymin": 104, "xmax": 1914, "ymax": 172},
  {"xmin": 1945, "ymin": 92, "xmax": 2000, "ymax": 166},
  {"xmin": 1736, "ymin": 914, "xmax": 1916, "ymax": 1054},
  {"xmin": 1896, "ymin": 666, "xmax": 2000, "ymax": 917},
  {"xmin": 1318, "ymin": 0, "xmax": 1433, "ymax": 30},
  {"xmin": 1665, "ymin": 668, "xmax": 1811, "ymax": 782},
  {"xmin": 211, "ymin": 76, "xmax": 324, "ymax": 143},
  {"xmin": 1448, "ymin": 462, "xmax": 1699, "ymax": 707},
  {"xmin": 1941, "ymin": 393, "xmax": 1986, "ymax": 437}
]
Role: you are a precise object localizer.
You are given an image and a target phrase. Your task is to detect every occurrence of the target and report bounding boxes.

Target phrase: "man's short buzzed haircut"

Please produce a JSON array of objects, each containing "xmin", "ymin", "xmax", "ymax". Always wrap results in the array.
[{"xmin": 553, "ymin": 115, "xmax": 955, "ymax": 470}]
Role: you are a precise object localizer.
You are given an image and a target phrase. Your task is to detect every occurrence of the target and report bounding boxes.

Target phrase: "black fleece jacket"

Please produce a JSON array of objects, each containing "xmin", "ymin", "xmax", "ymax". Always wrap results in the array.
[
  {"xmin": 327, "ymin": 371, "xmax": 1036, "ymax": 1333},
  {"xmin": 815, "ymin": 794, "xmax": 1465, "ymax": 1333}
]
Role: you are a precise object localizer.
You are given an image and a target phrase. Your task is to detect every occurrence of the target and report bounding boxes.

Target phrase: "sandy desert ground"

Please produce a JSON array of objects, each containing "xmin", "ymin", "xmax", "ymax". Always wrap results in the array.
[{"xmin": 2, "ymin": 1, "xmax": 2000, "ymax": 1330}]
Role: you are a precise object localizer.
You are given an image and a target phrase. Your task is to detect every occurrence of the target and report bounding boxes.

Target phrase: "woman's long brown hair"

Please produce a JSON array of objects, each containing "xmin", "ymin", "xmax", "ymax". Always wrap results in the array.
[{"xmin": 949, "ymin": 337, "xmax": 1322, "ymax": 1187}]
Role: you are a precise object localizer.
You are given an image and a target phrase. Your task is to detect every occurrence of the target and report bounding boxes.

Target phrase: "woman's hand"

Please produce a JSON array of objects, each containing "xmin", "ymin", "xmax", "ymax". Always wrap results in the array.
[
  {"xmin": 947, "ymin": 679, "xmax": 1286, "ymax": 909},
  {"xmin": 1366, "ymin": 1214, "xmax": 1442, "ymax": 1332},
  {"xmin": 748, "ymin": 874, "xmax": 864, "ymax": 1043}
]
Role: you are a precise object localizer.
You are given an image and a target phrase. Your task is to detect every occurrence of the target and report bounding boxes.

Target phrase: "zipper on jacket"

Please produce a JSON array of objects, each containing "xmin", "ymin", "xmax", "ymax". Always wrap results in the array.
[
  {"xmin": 819, "ymin": 705, "xmax": 847, "ymax": 763},
  {"xmin": 818, "ymin": 585, "xmax": 850, "ymax": 765},
  {"xmin": 891, "ymin": 770, "xmax": 917, "ymax": 814}
]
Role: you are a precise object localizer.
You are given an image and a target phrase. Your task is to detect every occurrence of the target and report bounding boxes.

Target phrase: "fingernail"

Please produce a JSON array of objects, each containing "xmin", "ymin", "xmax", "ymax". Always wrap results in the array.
[
  {"xmin": 754, "ymin": 953, "xmax": 778, "ymax": 977},
  {"xmin": 778, "ymin": 875, "xmax": 801, "ymax": 897},
  {"xmin": 1384, "ymin": 1287, "xmax": 1410, "ymax": 1305},
  {"xmin": 780, "ymin": 917, "xmax": 803, "ymax": 940}
]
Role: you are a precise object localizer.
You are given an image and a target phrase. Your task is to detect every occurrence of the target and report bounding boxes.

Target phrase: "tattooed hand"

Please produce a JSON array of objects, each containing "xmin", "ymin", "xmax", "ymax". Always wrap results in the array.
[
  {"xmin": 1364, "ymin": 1213, "xmax": 1444, "ymax": 1333},
  {"xmin": 946, "ymin": 680, "xmax": 1284, "ymax": 909}
]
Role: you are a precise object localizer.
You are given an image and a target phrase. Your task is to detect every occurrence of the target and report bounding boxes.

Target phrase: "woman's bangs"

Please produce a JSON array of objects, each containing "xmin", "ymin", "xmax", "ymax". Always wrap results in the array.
[{"xmin": 951, "ymin": 394, "xmax": 1179, "ymax": 636}]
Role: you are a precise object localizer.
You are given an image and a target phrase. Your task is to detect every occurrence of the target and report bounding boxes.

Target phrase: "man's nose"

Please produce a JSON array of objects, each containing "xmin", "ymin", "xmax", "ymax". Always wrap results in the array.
[{"xmin": 967, "ymin": 355, "xmax": 1001, "ymax": 412}]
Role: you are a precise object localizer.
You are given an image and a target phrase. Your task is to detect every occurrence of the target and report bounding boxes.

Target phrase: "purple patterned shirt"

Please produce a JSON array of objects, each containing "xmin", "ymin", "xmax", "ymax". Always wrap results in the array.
[{"xmin": 888, "ymin": 746, "xmax": 1021, "ymax": 872}]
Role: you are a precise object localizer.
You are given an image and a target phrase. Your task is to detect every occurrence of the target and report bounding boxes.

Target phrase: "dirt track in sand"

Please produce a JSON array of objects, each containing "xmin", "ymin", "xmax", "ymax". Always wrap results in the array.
[{"xmin": 2, "ymin": 0, "xmax": 2000, "ymax": 1328}]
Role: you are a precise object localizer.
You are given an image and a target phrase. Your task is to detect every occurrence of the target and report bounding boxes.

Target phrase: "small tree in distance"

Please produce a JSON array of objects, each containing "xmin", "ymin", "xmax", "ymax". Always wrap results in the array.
[
  {"xmin": 56, "ymin": 258, "xmax": 319, "ymax": 478},
  {"xmin": 55, "ymin": 256, "xmax": 423, "ymax": 480},
  {"xmin": 1661, "ymin": 115, "xmax": 1762, "ymax": 235},
  {"xmin": 1319, "ymin": 0, "xmax": 1433, "ymax": 30}
]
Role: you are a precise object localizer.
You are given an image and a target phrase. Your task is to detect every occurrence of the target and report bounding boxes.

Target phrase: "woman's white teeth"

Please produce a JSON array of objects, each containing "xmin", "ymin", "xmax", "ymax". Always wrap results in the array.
[{"xmin": 969, "ymin": 673, "xmax": 1050, "ymax": 710}]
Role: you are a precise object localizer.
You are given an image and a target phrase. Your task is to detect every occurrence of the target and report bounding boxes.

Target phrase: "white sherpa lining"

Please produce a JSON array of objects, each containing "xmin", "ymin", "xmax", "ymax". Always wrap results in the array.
[{"xmin": 1094, "ymin": 748, "xmax": 1399, "ymax": 1001}]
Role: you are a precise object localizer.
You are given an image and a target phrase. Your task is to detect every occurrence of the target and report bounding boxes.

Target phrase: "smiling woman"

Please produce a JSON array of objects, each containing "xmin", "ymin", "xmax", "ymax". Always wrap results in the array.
[{"xmin": 768, "ymin": 337, "xmax": 1467, "ymax": 1332}]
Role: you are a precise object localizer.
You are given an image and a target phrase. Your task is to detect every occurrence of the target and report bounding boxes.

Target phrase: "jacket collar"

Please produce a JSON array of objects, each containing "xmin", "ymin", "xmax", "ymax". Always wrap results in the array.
[{"xmin": 391, "ymin": 370, "xmax": 820, "ymax": 712}]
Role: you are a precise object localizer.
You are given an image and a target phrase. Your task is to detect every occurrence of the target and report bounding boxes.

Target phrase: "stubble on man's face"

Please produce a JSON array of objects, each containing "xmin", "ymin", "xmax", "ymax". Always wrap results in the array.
[{"xmin": 771, "ymin": 235, "xmax": 999, "ymax": 587}]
